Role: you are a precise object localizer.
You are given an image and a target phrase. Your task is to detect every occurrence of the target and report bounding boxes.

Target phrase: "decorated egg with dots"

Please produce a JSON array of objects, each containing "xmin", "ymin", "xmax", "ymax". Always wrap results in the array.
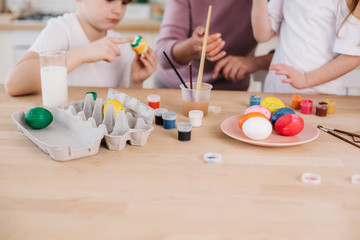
[
  {"xmin": 244, "ymin": 105, "xmax": 271, "ymax": 120},
  {"xmin": 242, "ymin": 117, "xmax": 273, "ymax": 140},
  {"xmin": 131, "ymin": 35, "xmax": 148, "ymax": 55},
  {"xmin": 270, "ymin": 107, "xmax": 295, "ymax": 126},
  {"xmin": 260, "ymin": 97, "xmax": 285, "ymax": 114},
  {"xmin": 238, "ymin": 112, "xmax": 268, "ymax": 130},
  {"xmin": 275, "ymin": 114, "xmax": 304, "ymax": 136}
]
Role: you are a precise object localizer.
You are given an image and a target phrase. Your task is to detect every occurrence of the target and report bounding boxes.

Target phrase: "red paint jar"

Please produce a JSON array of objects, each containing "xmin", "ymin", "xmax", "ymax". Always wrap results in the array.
[
  {"xmin": 300, "ymin": 99, "xmax": 313, "ymax": 114},
  {"xmin": 147, "ymin": 94, "xmax": 160, "ymax": 109}
]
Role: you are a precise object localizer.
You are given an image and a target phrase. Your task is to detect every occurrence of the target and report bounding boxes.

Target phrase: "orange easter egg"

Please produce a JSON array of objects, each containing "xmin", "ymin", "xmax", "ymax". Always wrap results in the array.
[{"xmin": 238, "ymin": 112, "xmax": 268, "ymax": 130}]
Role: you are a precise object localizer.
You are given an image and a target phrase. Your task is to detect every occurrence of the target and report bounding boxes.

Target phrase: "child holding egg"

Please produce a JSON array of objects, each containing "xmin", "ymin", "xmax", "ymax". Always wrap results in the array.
[
  {"xmin": 251, "ymin": 0, "xmax": 360, "ymax": 95},
  {"xmin": 5, "ymin": 0, "xmax": 157, "ymax": 97}
]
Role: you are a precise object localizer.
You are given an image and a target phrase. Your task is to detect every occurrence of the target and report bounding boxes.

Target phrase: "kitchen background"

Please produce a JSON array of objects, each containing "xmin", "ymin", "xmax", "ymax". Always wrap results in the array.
[{"xmin": 0, "ymin": 0, "xmax": 359, "ymax": 94}]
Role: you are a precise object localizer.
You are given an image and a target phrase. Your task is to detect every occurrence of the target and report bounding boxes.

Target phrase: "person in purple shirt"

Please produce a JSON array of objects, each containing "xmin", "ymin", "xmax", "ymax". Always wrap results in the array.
[{"xmin": 154, "ymin": 0, "xmax": 273, "ymax": 90}]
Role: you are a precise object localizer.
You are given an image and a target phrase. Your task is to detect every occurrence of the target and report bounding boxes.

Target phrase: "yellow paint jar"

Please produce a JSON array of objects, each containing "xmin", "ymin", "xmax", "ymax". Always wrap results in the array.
[{"xmin": 323, "ymin": 99, "xmax": 335, "ymax": 113}]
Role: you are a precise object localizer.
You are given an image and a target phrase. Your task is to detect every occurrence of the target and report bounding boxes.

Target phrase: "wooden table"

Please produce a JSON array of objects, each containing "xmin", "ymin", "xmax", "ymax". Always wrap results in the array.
[{"xmin": 1, "ymin": 85, "xmax": 360, "ymax": 240}]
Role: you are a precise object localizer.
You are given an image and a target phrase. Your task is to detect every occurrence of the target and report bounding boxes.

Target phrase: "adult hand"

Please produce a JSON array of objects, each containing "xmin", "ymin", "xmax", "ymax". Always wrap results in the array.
[
  {"xmin": 172, "ymin": 26, "xmax": 226, "ymax": 65},
  {"xmin": 83, "ymin": 36, "xmax": 133, "ymax": 63},
  {"xmin": 213, "ymin": 55, "xmax": 258, "ymax": 82},
  {"xmin": 131, "ymin": 47, "xmax": 157, "ymax": 86},
  {"xmin": 189, "ymin": 26, "xmax": 226, "ymax": 62},
  {"xmin": 269, "ymin": 64, "xmax": 308, "ymax": 89}
]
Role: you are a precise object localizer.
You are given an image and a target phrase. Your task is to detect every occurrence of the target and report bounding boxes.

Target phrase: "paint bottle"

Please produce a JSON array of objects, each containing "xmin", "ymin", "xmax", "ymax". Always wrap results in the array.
[
  {"xmin": 300, "ymin": 99, "xmax": 313, "ymax": 114},
  {"xmin": 249, "ymin": 95, "xmax": 261, "ymax": 106},
  {"xmin": 154, "ymin": 108, "xmax": 168, "ymax": 126},
  {"xmin": 323, "ymin": 99, "xmax": 335, "ymax": 114},
  {"xmin": 291, "ymin": 94, "xmax": 303, "ymax": 109},
  {"xmin": 177, "ymin": 122, "xmax": 192, "ymax": 141},
  {"xmin": 162, "ymin": 112, "xmax": 176, "ymax": 129},
  {"xmin": 315, "ymin": 102, "xmax": 328, "ymax": 117},
  {"xmin": 147, "ymin": 94, "xmax": 160, "ymax": 109},
  {"xmin": 189, "ymin": 110, "xmax": 203, "ymax": 127}
]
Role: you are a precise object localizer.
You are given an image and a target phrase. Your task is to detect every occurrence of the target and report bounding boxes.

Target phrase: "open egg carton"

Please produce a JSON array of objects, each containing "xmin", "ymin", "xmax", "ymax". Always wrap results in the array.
[
  {"xmin": 12, "ymin": 88, "xmax": 155, "ymax": 161},
  {"xmin": 67, "ymin": 88, "xmax": 155, "ymax": 151}
]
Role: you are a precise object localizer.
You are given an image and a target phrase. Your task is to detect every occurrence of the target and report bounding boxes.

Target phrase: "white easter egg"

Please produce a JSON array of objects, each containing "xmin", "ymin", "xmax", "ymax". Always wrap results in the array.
[{"xmin": 242, "ymin": 117, "xmax": 272, "ymax": 140}]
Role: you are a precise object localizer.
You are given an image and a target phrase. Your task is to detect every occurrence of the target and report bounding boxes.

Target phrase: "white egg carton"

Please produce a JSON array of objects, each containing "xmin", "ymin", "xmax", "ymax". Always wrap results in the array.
[{"xmin": 12, "ymin": 88, "xmax": 155, "ymax": 161}]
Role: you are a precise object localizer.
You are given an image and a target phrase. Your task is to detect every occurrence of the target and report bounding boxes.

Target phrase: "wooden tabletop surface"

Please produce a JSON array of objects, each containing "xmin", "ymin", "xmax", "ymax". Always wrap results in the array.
[{"xmin": 1, "ymin": 85, "xmax": 360, "ymax": 240}]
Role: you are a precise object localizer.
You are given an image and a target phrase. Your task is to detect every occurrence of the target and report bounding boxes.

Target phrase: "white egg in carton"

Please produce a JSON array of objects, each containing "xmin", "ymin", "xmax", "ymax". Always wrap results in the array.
[
  {"xmin": 12, "ymin": 88, "xmax": 155, "ymax": 161},
  {"xmin": 66, "ymin": 88, "xmax": 154, "ymax": 151}
]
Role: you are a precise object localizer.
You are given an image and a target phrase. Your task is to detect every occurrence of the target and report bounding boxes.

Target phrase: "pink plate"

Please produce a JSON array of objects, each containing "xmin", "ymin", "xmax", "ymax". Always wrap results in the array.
[{"xmin": 221, "ymin": 114, "xmax": 319, "ymax": 147}]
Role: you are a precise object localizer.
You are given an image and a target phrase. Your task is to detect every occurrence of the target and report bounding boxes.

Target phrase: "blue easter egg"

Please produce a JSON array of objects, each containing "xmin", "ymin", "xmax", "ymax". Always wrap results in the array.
[{"xmin": 271, "ymin": 107, "xmax": 295, "ymax": 126}]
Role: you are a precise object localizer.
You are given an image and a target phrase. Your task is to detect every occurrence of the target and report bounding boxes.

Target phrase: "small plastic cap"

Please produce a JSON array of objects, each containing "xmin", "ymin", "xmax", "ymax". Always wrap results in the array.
[
  {"xmin": 352, "ymin": 174, "xmax": 360, "ymax": 185},
  {"xmin": 189, "ymin": 110, "xmax": 203, "ymax": 118},
  {"xmin": 204, "ymin": 153, "xmax": 222, "ymax": 163},
  {"xmin": 208, "ymin": 105, "xmax": 221, "ymax": 113},
  {"xmin": 147, "ymin": 94, "xmax": 161, "ymax": 102},
  {"xmin": 154, "ymin": 108, "xmax": 168, "ymax": 117},
  {"xmin": 162, "ymin": 112, "xmax": 176, "ymax": 120},
  {"xmin": 177, "ymin": 122, "xmax": 192, "ymax": 132},
  {"xmin": 301, "ymin": 173, "xmax": 321, "ymax": 185}
]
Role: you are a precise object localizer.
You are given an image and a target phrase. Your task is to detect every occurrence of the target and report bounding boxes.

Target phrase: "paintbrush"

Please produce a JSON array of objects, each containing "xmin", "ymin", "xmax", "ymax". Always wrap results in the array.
[
  {"xmin": 162, "ymin": 50, "xmax": 188, "ymax": 89},
  {"xmin": 317, "ymin": 125, "xmax": 360, "ymax": 149}
]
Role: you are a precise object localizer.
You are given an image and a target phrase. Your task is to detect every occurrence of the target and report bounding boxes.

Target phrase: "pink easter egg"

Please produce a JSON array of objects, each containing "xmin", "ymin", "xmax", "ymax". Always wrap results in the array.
[{"xmin": 244, "ymin": 105, "xmax": 271, "ymax": 120}]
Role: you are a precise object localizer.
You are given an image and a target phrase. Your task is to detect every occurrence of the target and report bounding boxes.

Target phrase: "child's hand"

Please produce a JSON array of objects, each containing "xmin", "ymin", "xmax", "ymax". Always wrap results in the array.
[
  {"xmin": 84, "ymin": 36, "xmax": 133, "ymax": 63},
  {"xmin": 130, "ymin": 47, "xmax": 157, "ymax": 87},
  {"xmin": 270, "ymin": 64, "xmax": 309, "ymax": 89},
  {"xmin": 190, "ymin": 26, "xmax": 226, "ymax": 62}
]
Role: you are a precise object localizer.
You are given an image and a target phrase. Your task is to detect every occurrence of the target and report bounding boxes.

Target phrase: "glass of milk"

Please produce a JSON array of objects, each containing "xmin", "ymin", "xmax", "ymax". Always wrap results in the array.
[{"xmin": 39, "ymin": 51, "xmax": 68, "ymax": 107}]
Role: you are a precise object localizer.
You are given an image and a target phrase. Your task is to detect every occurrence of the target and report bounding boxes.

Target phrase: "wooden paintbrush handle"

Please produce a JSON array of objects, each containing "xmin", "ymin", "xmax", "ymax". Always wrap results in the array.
[{"xmin": 328, "ymin": 131, "xmax": 360, "ymax": 149}]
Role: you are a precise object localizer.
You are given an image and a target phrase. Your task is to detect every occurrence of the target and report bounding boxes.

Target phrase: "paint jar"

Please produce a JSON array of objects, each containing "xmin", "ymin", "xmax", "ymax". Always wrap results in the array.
[
  {"xmin": 177, "ymin": 122, "xmax": 192, "ymax": 141},
  {"xmin": 154, "ymin": 108, "xmax": 168, "ymax": 126},
  {"xmin": 316, "ymin": 102, "xmax": 328, "ymax": 117},
  {"xmin": 300, "ymin": 99, "xmax": 313, "ymax": 114},
  {"xmin": 249, "ymin": 95, "xmax": 261, "ymax": 106},
  {"xmin": 189, "ymin": 110, "xmax": 203, "ymax": 127},
  {"xmin": 291, "ymin": 94, "xmax": 303, "ymax": 109},
  {"xmin": 323, "ymin": 99, "xmax": 335, "ymax": 114},
  {"xmin": 147, "ymin": 94, "xmax": 160, "ymax": 109},
  {"xmin": 162, "ymin": 112, "xmax": 176, "ymax": 129}
]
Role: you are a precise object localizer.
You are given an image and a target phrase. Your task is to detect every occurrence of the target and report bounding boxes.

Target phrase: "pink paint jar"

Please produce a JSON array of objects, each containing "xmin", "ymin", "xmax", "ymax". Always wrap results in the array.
[{"xmin": 300, "ymin": 99, "xmax": 313, "ymax": 114}]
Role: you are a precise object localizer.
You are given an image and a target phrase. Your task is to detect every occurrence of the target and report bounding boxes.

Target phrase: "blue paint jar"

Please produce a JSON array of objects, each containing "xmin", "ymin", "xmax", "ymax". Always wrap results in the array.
[
  {"xmin": 162, "ymin": 112, "xmax": 176, "ymax": 129},
  {"xmin": 249, "ymin": 95, "xmax": 261, "ymax": 106}
]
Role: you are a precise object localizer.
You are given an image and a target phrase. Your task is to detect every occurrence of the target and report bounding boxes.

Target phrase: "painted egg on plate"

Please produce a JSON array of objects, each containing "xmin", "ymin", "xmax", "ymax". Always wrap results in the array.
[
  {"xmin": 260, "ymin": 97, "xmax": 286, "ymax": 114},
  {"xmin": 244, "ymin": 105, "xmax": 271, "ymax": 120},
  {"xmin": 275, "ymin": 114, "xmax": 304, "ymax": 136},
  {"xmin": 242, "ymin": 117, "xmax": 273, "ymax": 140},
  {"xmin": 238, "ymin": 112, "xmax": 268, "ymax": 130},
  {"xmin": 271, "ymin": 107, "xmax": 295, "ymax": 126}
]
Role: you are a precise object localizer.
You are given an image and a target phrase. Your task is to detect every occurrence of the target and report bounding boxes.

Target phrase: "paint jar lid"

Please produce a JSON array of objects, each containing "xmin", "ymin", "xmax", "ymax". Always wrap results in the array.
[
  {"xmin": 177, "ymin": 122, "xmax": 192, "ymax": 132},
  {"xmin": 301, "ymin": 173, "xmax": 321, "ymax": 185},
  {"xmin": 316, "ymin": 102, "xmax": 328, "ymax": 109},
  {"xmin": 147, "ymin": 94, "xmax": 160, "ymax": 102},
  {"xmin": 352, "ymin": 174, "xmax": 360, "ymax": 185},
  {"xmin": 301, "ymin": 99, "xmax": 313, "ymax": 107},
  {"xmin": 208, "ymin": 105, "xmax": 221, "ymax": 113},
  {"xmin": 162, "ymin": 112, "xmax": 176, "ymax": 120},
  {"xmin": 154, "ymin": 108, "xmax": 168, "ymax": 117},
  {"xmin": 189, "ymin": 110, "xmax": 203, "ymax": 119},
  {"xmin": 250, "ymin": 95, "xmax": 261, "ymax": 100},
  {"xmin": 204, "ymin": 152, "xmax": 222, "ymax": 163}
]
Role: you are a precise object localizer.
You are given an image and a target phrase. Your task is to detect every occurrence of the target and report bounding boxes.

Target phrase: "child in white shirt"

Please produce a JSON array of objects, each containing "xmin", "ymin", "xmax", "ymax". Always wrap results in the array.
[
  {"xmin": 251, "ymin": 0, "xmax": 360, "ymax": 94},
  {"xmin": 5, "ymin": 0, "xmax": 157, "ymax": 96}
]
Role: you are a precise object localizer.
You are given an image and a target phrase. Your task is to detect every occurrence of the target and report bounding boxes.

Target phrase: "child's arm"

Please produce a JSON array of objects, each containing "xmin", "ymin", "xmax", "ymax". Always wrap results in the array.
[
  {"xmin": 270, "ymin": 54, "xmax": 360, "ymax": 89},
  {"xmin": 251, "ymin": 0, "xmax": 275, "ymax": 42},
  {"xmin": 5, "ymin": 36, "xmax": 133, "ymax": 96}
]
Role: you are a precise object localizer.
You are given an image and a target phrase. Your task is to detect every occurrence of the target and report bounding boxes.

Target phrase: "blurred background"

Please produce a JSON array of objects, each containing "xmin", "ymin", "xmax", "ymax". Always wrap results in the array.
[{"xmin": 0, "ymin": 0, "xmax": 358, "ymax": 94}]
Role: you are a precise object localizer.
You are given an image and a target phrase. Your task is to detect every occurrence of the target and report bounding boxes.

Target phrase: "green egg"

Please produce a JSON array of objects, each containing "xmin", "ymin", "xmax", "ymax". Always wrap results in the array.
[{"xmin": 24, "ymin": 107, "xmax": 53, "ymax": 129}]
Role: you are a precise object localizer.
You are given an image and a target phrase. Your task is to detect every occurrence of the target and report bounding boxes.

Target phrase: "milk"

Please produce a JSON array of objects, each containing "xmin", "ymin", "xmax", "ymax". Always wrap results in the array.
[{"xmin": 40, "ymin": 66, "xmax": 68, "ymax": 107}]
